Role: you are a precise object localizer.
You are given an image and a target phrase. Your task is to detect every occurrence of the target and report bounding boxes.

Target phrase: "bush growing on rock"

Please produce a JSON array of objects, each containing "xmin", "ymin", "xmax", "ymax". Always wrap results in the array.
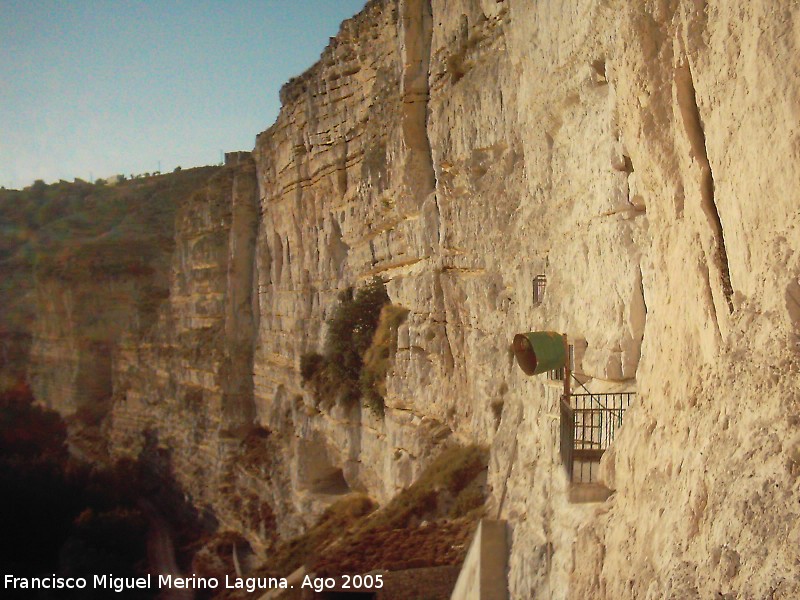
[
  {"xmin": 301, "ymin": 278, "xmax": 396, "ymax": 412},
  {"xmin": 300, "ymin": 352, "xmax": 326, "ymax": 382},
  {"xmin": 324, "ymin": 278, "xmax": 389, "ymax": 383}
]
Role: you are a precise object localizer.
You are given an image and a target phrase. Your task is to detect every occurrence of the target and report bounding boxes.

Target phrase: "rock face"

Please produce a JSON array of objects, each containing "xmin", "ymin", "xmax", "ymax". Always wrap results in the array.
[
  {"xmin": 22, "ymin": 169, "xmax": 218, "ymax": 414},
  {"xmin": 106, "ymin": 156, "xmax": 292, "ymax": 542},
  {"xmin": 30, "ymin": 275, "xmax": 147, "ymax": 415},
  {"xmin": 25, "ymin": 1, "xmax": 799, "ymax": 598}
]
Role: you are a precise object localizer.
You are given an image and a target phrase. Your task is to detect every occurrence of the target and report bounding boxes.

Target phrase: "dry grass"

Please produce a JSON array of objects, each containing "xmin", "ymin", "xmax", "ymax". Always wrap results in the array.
[
  {"xmin": 298, "ymin": 287, "xmax": 409, "ymax": 419},
  {"xmin": 261, "ymin": 445, "xmax": 485, "ymax": 578},
  {"xmin": 219, "ymin": 445, "xmax": 488, "ymax": 599},
  {"xmin": 360, "ymin": 304, "xmax": 409, "ymax": 417},
  {"xmin": 256, "ymin": 493, "xmax": 377, "ymax": 578},
  {"xmin": 360, "ymin": 444, "xmax": 488, "ymax": 531},
  {"xmin": 310, "ymin": 444, "xmax": 488, "ymax": 575},
  {"xmin": 313, "ymin": 518, "xmax": 476, "ymax": 575}
]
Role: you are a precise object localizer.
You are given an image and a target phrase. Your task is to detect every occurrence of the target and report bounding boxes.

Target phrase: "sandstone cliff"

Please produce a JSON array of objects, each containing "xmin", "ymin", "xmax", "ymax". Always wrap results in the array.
[{"xmin": 23, "ymin": 1, "xmax": 799, "ymax": 598}]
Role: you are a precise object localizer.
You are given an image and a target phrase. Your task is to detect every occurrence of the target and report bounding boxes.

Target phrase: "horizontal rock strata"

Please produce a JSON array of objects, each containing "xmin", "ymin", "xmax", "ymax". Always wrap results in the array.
[{"xmin": 24, "ymin": 1, "xmax": 800, "ymax": 597}]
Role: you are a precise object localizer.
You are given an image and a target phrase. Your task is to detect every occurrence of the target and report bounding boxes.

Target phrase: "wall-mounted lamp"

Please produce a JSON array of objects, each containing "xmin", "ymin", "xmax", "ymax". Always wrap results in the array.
[{"xmin": 512, "ymin": 331, "xmax": 567, "ymax": 376}]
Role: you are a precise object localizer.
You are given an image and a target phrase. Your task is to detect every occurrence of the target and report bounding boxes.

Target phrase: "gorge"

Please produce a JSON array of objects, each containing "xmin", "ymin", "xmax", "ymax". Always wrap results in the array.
[{"xmin": 1, "ymin": 1, "xmax": 799, "ymax": 598}]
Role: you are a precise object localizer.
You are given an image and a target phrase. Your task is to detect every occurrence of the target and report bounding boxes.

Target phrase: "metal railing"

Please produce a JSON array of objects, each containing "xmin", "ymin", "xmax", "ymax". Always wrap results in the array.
[{"xmin": 560, "ymin": 392, "xmax": 635, "ymax": 483}]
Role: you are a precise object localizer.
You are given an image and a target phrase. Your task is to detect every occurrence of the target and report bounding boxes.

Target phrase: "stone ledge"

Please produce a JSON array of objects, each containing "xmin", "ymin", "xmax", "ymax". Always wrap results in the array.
[{"xmin": 568, "ymin": 483, "xmax": 614, "ymax": 504}]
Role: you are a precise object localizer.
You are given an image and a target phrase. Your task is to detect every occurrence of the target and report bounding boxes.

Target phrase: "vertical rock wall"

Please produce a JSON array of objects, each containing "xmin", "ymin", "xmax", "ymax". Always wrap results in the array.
[
  {"xmin": 251, "ymin": 0, "xmax": 448, "ymax": 514},
  {"xmin": 107, "ymin": 156, "xmax": 290, "ymax": 546},
  {"xmin": 26, "ymin": 0, "xmax": 799, "ymax": 597},
  {"xmin": 564, "ymin": 2, "xmax": 800, "ymax": 598},
  {"xmin": 30, "ymin": 277, "xmax": 141, "ymax": 414},
  {"xmin": 247, "ymin": 0, "xmax": 798, "ymax": 596}
]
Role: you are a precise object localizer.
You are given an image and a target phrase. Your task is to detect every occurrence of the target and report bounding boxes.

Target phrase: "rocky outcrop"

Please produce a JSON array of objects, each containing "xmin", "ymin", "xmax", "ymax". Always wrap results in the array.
[
  {"xmin": 248, "ymin": 0, "xmax": 647, "ymax": 530},
  {"xmin": 24, "ymin": 169, "xmax": 218, "ymax": 414},
  {"xmin": 561, "ymin": 2, "xmax": 800, "ymax": 598},
  {"xmin": 247, "ymin": 1, "xmax": 798, "ymax": 596},
  {"xmin": 24, "ymin": 1, "xmax": 799, "ymax": 598},
  {"xmin": 30, "ymin": 275, "xmax": 146, "ymax": 415},
  {"xmin": 251, "ymin": 0, "xmax": 447, "ymax": 513},
  {"xmin": 106, "ymin": 155, "xmax": 293, "ymax": 547}
]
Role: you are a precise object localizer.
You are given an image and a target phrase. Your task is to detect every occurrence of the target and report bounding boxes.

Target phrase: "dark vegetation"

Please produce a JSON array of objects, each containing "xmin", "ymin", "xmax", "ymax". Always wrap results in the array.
[
  {"xmin": 300, "ymin": 278, "xmax": 408, "ymax": 417},
  {"xmin": 0, "ymin": 380, "xmax": 149, "ymax": 597},
  {"xmin": 239, "ymin": 426, "xmax": 275, "ymax": 474},
  {"xmin": 190, "ymin": 529, "xmax": 255, "ymax": 587},
  {"xmin": 0, "ymin": 167, "xmax": 218, "ymax": 280},
  {"xmin": 0, "ymin": 380, "xmax": 211, "ymax": 599}
]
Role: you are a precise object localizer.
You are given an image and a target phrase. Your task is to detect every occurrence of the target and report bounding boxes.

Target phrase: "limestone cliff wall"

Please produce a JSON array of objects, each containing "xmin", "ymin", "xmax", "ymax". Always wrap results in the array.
[
  {"xmin": 248, "ymin": 0, "xmax": 647, "ymax": 541},
  {"xmin": 247, "ymin": 0, "xmax": 798, "ymax": 596},
  {"xmin": 24, "ymin": 167, "xmax": 218, "ymax": 414},
  {"xmin": 26, "ymin": 0, "xmax": 799, "ymax": 597},
  {"xmin": 562, "ymin": 2, "xmax": 800, "ymax": 598},
  {"xmin": 30, "ymin": 276, "xmax": 146, "ymax": 414},
  {"xmin": 106, "ymin": 156, "xmax": 295, "ymax": 546},
  {"xmin": 251, "ymin": 0, "xmax": 445, "ymax": 515}
]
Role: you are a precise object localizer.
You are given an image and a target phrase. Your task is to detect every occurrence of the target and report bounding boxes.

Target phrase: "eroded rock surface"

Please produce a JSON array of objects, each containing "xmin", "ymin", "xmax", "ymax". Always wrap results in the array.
[{"xmin": 25, "ymin": 1, "xmax": 800, "ymax": 597}]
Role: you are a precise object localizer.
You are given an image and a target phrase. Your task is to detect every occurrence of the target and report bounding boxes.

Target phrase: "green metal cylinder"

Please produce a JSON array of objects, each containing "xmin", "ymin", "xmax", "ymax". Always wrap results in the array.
[{"xmin": 512, "ymin": 331, "xmax": 566, "ymax": 376}]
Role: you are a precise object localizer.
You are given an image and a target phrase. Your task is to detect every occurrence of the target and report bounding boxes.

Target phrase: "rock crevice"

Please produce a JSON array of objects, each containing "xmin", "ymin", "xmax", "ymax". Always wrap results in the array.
[{"xmin": 21, "ymin": 2, "xmax": 800, "ymax": 598}]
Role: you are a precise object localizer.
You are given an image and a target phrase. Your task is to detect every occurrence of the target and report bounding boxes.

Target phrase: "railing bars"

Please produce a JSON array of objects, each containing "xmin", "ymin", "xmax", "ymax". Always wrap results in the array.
[
  {"xmin": 560, "ymin": 391, "xmax": 636, "ymax": 483},
  {"xmin": 570, "ymin": 373, "xmax": 606, "ymax": 409}
]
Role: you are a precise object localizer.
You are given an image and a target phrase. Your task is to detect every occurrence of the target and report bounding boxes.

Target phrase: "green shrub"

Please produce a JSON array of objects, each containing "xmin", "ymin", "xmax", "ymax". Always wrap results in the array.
[
  {"xmin": 301, "ymin": 279, "xmax": 410, "ymax": 416},
  {"xmin": 300, "ymin": 352, "xmax": 326, "ymax": 382},
  {"xmin": 324, "ymin": 278, "xmax": 389, "ymax": 385},
  {"xmin": 303, "ymin": 278, "xmax": 390, "ymax": 408},
  {"xmin": 360, "ymin": 370, "xmax": 385, "ymax": 418}
]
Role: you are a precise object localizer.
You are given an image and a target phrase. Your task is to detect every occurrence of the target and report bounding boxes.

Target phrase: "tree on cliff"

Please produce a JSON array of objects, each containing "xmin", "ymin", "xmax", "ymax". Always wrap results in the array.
[{"xmin": 301, "ymin": 278, "xmax": 390, "ymax": 408}]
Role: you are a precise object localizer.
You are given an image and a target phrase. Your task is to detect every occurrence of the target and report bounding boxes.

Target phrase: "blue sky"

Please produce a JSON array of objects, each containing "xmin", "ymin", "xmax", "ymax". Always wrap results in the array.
[{"xmin": 0, "ymin": 0, "xmax": 366, "ymax": 189}]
